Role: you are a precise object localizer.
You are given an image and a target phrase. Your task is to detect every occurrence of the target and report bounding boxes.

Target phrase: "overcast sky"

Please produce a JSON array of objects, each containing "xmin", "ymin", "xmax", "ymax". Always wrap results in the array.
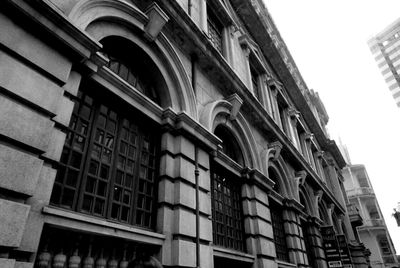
[{"xmin": 265, "ymin": 0, "xmax": 400, "ymax": 252}]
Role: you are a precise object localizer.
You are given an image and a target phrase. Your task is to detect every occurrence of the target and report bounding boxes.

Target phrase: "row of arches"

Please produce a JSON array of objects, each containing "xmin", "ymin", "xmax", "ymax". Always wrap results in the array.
[{"xmin": 66, "ymin": 0, "xmax": 335, "ymax": 224}]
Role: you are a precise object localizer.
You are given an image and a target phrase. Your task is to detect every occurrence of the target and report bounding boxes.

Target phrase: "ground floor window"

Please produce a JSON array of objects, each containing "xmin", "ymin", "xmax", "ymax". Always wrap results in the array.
[
  {"xmin": 270, "ymin": 202, "xmax": 289, "ymax": 262},
  {"xmin": 50, "ymin": 84, "xmax": 159, "ymax": 229},
  {"xmin": 211, "ymin": 165, "xmax": 245, "ymax": 251}
]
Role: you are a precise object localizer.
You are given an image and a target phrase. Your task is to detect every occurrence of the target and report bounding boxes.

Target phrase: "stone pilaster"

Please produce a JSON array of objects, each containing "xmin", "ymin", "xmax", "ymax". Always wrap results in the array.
[
  {"xmin": 158, "ymin": 133, "xmax": 213, "ymax": 268},
  {"xmin": 242, "ymin": 182, "xmax": 277, "ymax": 268},
  {"xmin": 282, "ymin": 200, "xmax": 308, "ymax": 267},
  {"xmin": 306, "ymin": 218, "xmax": 328, "ymax": 268}
]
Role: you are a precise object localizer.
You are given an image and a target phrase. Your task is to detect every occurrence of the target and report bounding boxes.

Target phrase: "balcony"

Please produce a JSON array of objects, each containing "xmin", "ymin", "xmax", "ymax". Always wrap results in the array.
[
  {"xmin": 346, "ymin": 187, "xmax": 374, "ymax": 198},
  {"xmin": 359, "ymin": 219, "xmax": 385, "ymax": 230},
  {"xmin": 347, "ymin": 204, "xmax": 363, "ymax": 227},
  {"xmin": 382, "ymin": 255, "xmax": 396, "ymax": 264}
]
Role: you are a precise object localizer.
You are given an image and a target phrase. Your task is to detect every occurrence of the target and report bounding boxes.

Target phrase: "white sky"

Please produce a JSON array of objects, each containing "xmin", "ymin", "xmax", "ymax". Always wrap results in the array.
[{"xmin": 266, "ymin": 0, "xmax": 400, "ymax": 252}]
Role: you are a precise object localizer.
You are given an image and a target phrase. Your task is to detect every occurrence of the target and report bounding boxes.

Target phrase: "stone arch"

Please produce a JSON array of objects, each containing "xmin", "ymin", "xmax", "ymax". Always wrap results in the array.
[
  {"xmin": 200, "ymin": 99, "xmax": 260, "ymax": 169},
  {"xmin": 68, "ymin": 0, "xmax": 198, "ymax": 119},
  {"xmin": 299, "ymin": 187, "xmax": 314, "ymax": 216},
  {"xmin": 267, "ymin": 159, "xmax": 293, "ymax": 198},
  {"xmin": 318, "ymin": 201, "xmax": 330, "ymax": 225}
]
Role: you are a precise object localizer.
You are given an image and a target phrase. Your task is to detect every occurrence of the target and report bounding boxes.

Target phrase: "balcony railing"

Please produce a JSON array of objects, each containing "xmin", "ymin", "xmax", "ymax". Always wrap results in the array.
[
  {"xmin": 382, "ymin": 255, "xmax": 396, "ymax": 264},
  {"xmin": 346, "ymin": 187, "xmax": 374, "ymax": 197},
  {"xmin": 363, "ymin": 219, "xmax": 385, "ymax": 227}
]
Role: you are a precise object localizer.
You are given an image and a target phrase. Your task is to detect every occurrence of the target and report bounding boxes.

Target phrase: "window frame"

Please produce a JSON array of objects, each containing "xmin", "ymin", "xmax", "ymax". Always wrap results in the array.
[
  {"xmin": 211, "ymin": 163, "xmax": 246, "ymax": 252},
  {"xmin": 50, "ymin": 84, "xmax": 160, "ymax": 230}
]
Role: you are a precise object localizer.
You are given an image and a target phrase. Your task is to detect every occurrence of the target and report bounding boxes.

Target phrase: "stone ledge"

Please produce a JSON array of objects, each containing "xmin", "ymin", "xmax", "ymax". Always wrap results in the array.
[
  {"xmin": 213, "ymin": 246, "xmax": 255, "ymax": 263},
  {"xmin": 42, "ymin": 206, "xmax": 165, "ymax": 245}
]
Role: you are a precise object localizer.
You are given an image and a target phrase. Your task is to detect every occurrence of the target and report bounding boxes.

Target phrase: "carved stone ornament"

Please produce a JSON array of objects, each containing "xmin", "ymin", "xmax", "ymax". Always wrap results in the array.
[
  {"xmin": 226, "ymin": 94, "xmax": 243, "ymax": 121},
  {"xmin": 144, "ymin": 3, "xmax": 169, "ymax": 41},
  {"xmin": 267, "ymin": 141, "xmax": 282, "ymax": 162}
]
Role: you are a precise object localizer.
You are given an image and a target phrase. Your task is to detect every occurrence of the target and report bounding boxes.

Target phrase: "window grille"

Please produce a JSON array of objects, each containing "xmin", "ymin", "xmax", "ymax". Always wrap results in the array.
[
  {"xmin": 50, "ymin": 88, "xmax": 159, "ymax": 229},
  {"xmin": 270, "ymin": 203, "xmax": 289, "ymax": 262},
  {"xmin": 211, "ymin": 168, "xmax": 245, "ymax": 251},
  {"xmin": 207, "ymin": 8, "xmax": 223, "ymax": 54}
]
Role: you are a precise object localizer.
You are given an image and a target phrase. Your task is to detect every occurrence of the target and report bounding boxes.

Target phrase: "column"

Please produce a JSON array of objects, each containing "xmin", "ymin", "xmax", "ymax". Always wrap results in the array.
[
  {"xmin": 200, "ymin": 0, "xmax": 207, "ymax": 31},
  {"xmin": 158, "ymin": 133, "xmax": 213, "ymax": 268},
  {"xmin": 288, "ymin": 108, "xmax": 301, "ymax": 152},
  {"xmin": 326, "ymin": 158, "xmax": 346, "ymax": 208}
]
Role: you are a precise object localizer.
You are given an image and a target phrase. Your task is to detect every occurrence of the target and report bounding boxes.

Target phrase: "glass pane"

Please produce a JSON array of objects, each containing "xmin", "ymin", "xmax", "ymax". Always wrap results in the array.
[
  {"xmin": 70, "ymin": 151, "xmax": 82, "ymax": 168},
  {"xmin": 94, "ymin": 199, "xmax": 104, "ymax": 215},
  {"xmin": 82, "ymin": 195, "xmax": 92, "ymax": 212},
  {"xmin": 85, "ymin": 176, "xmax": 96, "ymax": 193},
  {"xmin": 66, "ymin": 169, "xmax": 79, "ymax": 187},
  {"xmin": 88, "ymin": 161, "xmax": 98, "ymax": 175},
  {"xmin": 100, "ymin": 165, "xmax": 109, "ymax": 179},
  {"xmin": 97, "ymin": 181, "xmax": 107, "ymax": 197},
  {"xmin": 113, "ymin": 186, "xmax": 122, "ymax": 201}
]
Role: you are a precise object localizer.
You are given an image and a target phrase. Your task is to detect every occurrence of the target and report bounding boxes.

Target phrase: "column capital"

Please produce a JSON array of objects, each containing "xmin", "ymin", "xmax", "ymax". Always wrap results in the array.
[{"xmin": 288, "ymin": 107, "xmax": 300, "ymax": 121}]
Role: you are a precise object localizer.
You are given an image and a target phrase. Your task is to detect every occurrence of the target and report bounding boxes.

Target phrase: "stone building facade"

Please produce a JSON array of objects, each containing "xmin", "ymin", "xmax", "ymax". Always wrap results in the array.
[
  {"xmin": 343, "ymin": 164, "xmax": 398, "ymax": 268},
  {"xmin": 0, "ymin": 0, "xmax": 369, "ymax": 268}
]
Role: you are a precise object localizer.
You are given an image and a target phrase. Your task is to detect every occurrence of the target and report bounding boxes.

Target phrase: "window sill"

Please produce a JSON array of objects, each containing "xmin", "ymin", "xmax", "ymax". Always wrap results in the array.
[
  {"xmin": 213, "ymin": 246, "xmax": 255, "ymax": 263},
  {"xmin": 42, "ymin": 206, "xmax": 165, "ymax": 245},
  {"xmin": 276, "ymin": 260, "xmax": 297, "ymax": 268}
]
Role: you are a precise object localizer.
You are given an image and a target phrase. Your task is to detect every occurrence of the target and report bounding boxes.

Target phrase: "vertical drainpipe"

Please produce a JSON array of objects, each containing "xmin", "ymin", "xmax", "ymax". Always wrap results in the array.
[{"xmin": 191, "ymin": 54, "xmax": 200, "ymax": 268}]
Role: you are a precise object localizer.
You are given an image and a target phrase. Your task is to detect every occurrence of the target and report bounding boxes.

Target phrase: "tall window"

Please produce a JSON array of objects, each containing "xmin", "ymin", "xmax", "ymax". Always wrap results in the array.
[
  {"xmin": 207, "ymin": 5, "xmax": 223, "ymax": 54},
  {"xmin": 211, "ymin": 125, "xmax": 245, "ymax": 252},
  {"xmin": 250, "ymin": 65, "xmax": 261, "ymax": 100},
  {"xmin": 270, "ymin": 201, "xmax": 289, "ymax": 262},
  {"xmin": 268, "ymin": 167, "xmax": 290, "ymax": 262},
  {"xmin": 211, "ymin": 166, "xmax": 245, "ymax": 251},
  {"xmin": 50, "ymin": 86, "xmax": 159, "ymax": 229}
]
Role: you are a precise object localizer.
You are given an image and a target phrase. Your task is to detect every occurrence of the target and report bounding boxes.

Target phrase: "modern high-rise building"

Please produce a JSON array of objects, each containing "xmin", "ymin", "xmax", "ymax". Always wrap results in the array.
[
  {"xmin": 368, "ymin": 18, "xmax": 400, "ymax": 108},
  {"xmin": 343, "ymin": 164, "xmax": 398, "ymax": 268}
]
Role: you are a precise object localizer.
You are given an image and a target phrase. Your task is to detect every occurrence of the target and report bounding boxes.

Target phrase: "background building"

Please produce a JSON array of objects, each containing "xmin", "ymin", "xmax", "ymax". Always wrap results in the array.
[
  {"xmin": 368, "ymin": 18, "xmax": 400, "ymax": 108},
  {"xmin": 0, "ymin": 0, "xmax": 370, "ymax": 267},
  {"xmin": 343, "ymin": 164, "xmax": 398, "ymax": 267}
]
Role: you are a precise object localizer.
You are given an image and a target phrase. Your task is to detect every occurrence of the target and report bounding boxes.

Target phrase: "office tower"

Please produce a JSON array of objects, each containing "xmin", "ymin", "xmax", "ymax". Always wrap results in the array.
[{"xmin": 368, "ymin": 18, "xmax": 400, "ymax": 107}]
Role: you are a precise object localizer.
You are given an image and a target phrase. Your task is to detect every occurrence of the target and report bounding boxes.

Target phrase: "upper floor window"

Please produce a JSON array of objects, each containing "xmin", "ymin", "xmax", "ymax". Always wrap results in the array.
[
  {"xmin": 207, "ymin": 5, "xmax": 223, "ymax": 54},
  {"xmin": 50, "ymin": 85, "xmax": 159, "ymax": 229},
  {"xmin": 250, "ymin": 64, "xmax": 261, "ymax": 100},
  {"xmin": 357, "ymin": 175, "xmax": 369, "ymax": 188}
]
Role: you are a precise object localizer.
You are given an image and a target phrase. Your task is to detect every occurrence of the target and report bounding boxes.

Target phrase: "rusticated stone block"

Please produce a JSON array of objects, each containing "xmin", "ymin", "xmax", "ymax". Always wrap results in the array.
[
  {"xmin": 0, "ymin": 13, "xmax": 71, "ymax": 83},
  {"xmin": 0, "ymin": 199, "xmax": 30, "ymax": 247},
  {"xmin": 173, "ymin": 208, "xmax": 195, "ymax": 237},
  {"xmin": 15, "ymin": 261, "xmax": 34, "ymax": 268},
  {"xmin": 0, "ymin": 144, "xmax": 43, "ymax": 196},
  {"xmin": 0, "ymin": 259, "xmax": 15, "ymax": 268},
  {"xmin": 0, "ymin": 95, "xmax": 53, "ymax": 152},
  {"xmin": 172, "ymin": 239, "xmax": 196, "ymax": 267},
  {"xmin": 0, "ymin": 50, "xmax": 63, "ymax": 115}
]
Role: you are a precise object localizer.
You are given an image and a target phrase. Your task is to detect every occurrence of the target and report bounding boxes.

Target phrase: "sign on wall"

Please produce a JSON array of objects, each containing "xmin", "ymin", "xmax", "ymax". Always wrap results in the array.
[
  {"xmin": 336, "ymin": 234, "xmax": 353, "ymax": 268},
  {"xmin": 320, "ymin": 226, "xmax": 343, "ymax": 268}
]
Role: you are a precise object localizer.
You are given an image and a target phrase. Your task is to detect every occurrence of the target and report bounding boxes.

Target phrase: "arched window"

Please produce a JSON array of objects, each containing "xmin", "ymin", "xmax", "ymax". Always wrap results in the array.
[
  {"xmin": 214, "ymin": 125, "xmax": 244, "ymax": 166},
  {"xmin": 100, "ymin": 37, "xmax": 165, "ymax": 105},
  {"xmin": 50, "ymin": 81, "xmax": 160, "ymax": 229},
  {"xmin": 299, "ymin": 191, "xmax": 315, "ymax": 267},
  {"xmin": 268, "ymin": 166, "xmax": 290, "ymax": 262},
  {"xmin": 211, "ymin": 125, "xmax": 245, "ymax": 252}
]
